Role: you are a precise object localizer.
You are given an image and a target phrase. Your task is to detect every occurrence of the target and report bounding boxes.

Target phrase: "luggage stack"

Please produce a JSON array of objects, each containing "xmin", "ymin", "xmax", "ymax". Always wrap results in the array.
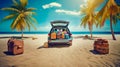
[
  {"xmin": 7, "ymin": 38, "xmax": 24, "ymax": 55},
  {"xmin": 94, "ymin": 39, "xmax": 109, "ymax": 54},
  {"xmin": 50, "ymin": 31, "xmax": 70, "ymax": 39}
]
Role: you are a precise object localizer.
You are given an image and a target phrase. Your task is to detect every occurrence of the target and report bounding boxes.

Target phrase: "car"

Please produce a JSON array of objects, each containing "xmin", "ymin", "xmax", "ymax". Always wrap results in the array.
[{"xmin": 48, "ymin": 20, "xmax": 73, "ymax": 47}]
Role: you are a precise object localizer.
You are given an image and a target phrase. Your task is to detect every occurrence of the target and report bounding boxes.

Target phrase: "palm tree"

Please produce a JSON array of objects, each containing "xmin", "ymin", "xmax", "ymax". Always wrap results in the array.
[
  {"xmin": 96, "ymin": 0, "xmax": 120, "ymax": 40},
  {"xmin": 1, "ymin": 0, "xmax": 37, "ymax": 38},
  {"xmin": 80, "ymin": 8, "xmax": 96, "ymax": 38},
  {"xmin": 80, "ymin": 0, "xmax": 103, "ymax": 38}
]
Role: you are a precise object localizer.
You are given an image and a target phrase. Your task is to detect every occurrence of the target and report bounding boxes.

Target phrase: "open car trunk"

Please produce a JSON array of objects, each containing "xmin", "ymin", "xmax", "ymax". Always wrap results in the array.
[
  {"xmin": 49, "ymin": 20, "xmax": 71, "ymax": 40},
  {"xmin": 50, "ymin": 29, "xmax": 71, "ymax": 40}
]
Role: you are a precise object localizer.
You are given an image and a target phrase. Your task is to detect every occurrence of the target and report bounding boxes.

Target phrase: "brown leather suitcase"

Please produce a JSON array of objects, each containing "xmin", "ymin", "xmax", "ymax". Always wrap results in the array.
[
  {"xmin": 94, "ymin": 39, "xmax": 109, "ymax": 54},
  {"xmin": 7, "ymin": 38, "xmax": 24, "ymax": 55}
]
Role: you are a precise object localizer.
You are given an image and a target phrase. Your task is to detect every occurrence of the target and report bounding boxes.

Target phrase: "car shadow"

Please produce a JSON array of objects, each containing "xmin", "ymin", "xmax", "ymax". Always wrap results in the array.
[
  {"xmin": 37, "ymin": 42, "xmax": 70, "ymax": 49},
  {"xmin": 49, "ymin": 44, "xmax": 70, "ymax": 48}
]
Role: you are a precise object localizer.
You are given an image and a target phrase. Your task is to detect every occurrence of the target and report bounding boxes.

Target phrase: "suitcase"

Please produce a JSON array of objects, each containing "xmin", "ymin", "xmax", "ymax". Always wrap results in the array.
[
  {"xmin": 94, "ymin": 39, "xmax": 109, "ymax": 54},
  {"xmin": 51, "ymin": 32, "xmax": 56, "ymax": 39},
  {"xmin": 57, "ymin": 31, "xmax": 62, "ymax": 39},
  {"xmin": 7, "ymin": 38, "xmax": 24, "ymax": 55},
  {"xmin": 65, "ymin": 34, "xmax": 69, "ymax": 39},
  {"xmin": 57, "ymin": 34, "xmax": 62, "ymax": 39},
  {"xmin": 62, "ymin": 32, "xmax": 65, "ymax": 39}
]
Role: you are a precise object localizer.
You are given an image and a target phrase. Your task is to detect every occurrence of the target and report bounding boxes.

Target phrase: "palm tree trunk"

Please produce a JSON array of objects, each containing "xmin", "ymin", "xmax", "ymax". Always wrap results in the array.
[
  {"xmin": 110, "ymin": 14, "xmax": 116, "ymax": 40},
  {"xmin": 21, "ymin": 30, "xmax": 23, "ymax": 39},
  {"xmin": 90, "ymin": 30, "xmax": 93, "ymax": 39}
]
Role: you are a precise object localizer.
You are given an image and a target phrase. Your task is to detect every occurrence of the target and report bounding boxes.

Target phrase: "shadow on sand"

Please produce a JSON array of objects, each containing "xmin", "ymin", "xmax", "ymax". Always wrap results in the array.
[
  {"xmin": 49, "ymin": 44, "xmax": 70, "ymax": 48},
  {"xmin": 37, "ymin": 42, "xmax": 70, "ymax": 49},
  {"xmin": 73, "ymin": 35, "xmax": 101, "ymax": 40},
  {"xmin": 3, "ymin": 51, "xmax": 14, "ymax": 56},
  {"xmin": 37, "ymin": 45, "xmax": 44, "ymax": 49},
  {"xmin": 89, "ymin": 50, "xmax": 100, "ymax": 54},
  {"xmin": 89, "ymin": 50, "xmax": 108, "ymax": 55},
  {"xmin": 0, "ymin": 36, "xmax": 31, "ymax": 39}
]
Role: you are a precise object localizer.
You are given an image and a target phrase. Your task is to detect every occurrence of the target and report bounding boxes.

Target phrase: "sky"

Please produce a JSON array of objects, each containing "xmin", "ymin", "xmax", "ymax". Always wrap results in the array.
[{"xmin": 0, "ymin": 0, "xmax": 120, "ymax": 32}]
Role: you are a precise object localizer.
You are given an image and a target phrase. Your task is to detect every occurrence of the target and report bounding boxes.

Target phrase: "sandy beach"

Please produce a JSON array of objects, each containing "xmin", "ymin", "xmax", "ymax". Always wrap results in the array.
[{"xmin": 0, "ymin": 34, "xmax": 120, "ymax": 67}]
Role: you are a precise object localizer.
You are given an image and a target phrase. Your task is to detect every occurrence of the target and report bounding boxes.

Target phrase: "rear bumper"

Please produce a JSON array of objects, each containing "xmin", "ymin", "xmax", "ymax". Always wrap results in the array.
[{"xmin": 48, "ymin": 38, "xmax": 72, "ymax": 44}]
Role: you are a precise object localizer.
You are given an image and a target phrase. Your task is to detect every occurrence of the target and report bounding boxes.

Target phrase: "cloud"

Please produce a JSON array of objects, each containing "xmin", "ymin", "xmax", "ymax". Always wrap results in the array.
[
  {"xmin": 42, "ymin": 2, "xmax": 62, "ymax": 9},
  {"xmin": 55, "ymin": 9, "xmax": 81, "ymax": 16},
  {"xmin": 80, "ymin": 4, "xmax": 87, "ymax": 8},
  {"xmin": 84, "ymin": 0, "xmax": 88, "ymax": 3}
]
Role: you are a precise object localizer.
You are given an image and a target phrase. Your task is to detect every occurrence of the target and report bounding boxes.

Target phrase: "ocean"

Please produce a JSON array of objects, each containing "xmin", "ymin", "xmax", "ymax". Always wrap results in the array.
[{"xmin": 0, "ymin": 32, "xmax": 120, "ymax": 34}]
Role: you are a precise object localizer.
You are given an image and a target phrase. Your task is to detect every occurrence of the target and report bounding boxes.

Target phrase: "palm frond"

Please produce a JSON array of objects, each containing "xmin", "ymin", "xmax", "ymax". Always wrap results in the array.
[
  {"xmin": 92, "ymin": 15, "xmax": 97, "ymax": 25},
  {"xmin": 116, "ymin": 13, "xmax": 120, "ymax": 20},
  {"xmin": 25, "ymin": 20, "xmax": 31, "ymax": 31},
  {"xmin": 25, "ymin": 16, "xmax": 37, "ymax": 30},
  {"xmin": 1, "ymin": 8, "xmax": 20, "ymax": 13},
  {"xmin": 20, "ymin": 0, "xmax": 28, "ymax": 7},
  {"xmin": 28, "ymin": 16, "xmax": 38, "ymax": 24},
  {"xmin": 25, "ymin": 11, "xmax": 36, "ymax": 15},
  {"xmin": 26, "ymin": 8, "xmax": 36, "ymax": 11},
  {"xmin": 2, "ymin": 14, "xmax": 17, "ymax": 21},
  {"xmin": 12, "ymin": 18, "xmax": 26, "ymax": 31},
  {"xmin": 96, "ymin": 0, "xmax": 110, "ymax": 27},
  {"xmin": 81, "ymin": 15, "xmax": 89, "ymax": 28},
  {"xmin": 96, "ymin": 2, "xmax": 107, "ymax": 20},
  {"xmin": 11, "ymin": 14, "xmax": 22, "ymax": 30},
  {"xmin": 100, "ymin": 8, "xmax": 108, "ymax": 27},
  {"xmin": 12, "ymin": 0, "xmax": 19, "ymax": 6},
  {"xmin": 112, "ymin": 16, "xmax": 117, "ymax": 25},
  {"xmin": 87, "ymin": 0, "xmax": 104, "ymax": 11}
]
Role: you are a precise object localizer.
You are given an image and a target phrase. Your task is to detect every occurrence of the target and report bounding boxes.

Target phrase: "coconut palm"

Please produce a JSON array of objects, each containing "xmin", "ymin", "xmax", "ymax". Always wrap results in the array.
[
  {"xmin": 80, "ymin": 8, "xmax": 96, "ymax": 38},
  {"xmin": 80, "ymin": 0, "xmax": 103, "ymax": 38},
  {"xmin": 96, "ymin": 0, "xmax": 120, "ymax": 40},
  {"xmin": 1, "ymin": 0, "xmax": 37, "ymax": 38}
]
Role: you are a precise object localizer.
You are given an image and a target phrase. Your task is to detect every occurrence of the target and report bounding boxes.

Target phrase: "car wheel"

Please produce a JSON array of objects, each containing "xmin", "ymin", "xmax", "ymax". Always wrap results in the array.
[{"xmin": 43, "ymin": 42, "xmax": 49, "ymax": 48}]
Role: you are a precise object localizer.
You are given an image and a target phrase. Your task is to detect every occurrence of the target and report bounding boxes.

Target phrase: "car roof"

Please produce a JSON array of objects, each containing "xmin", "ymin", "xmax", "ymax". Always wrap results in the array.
[{"xmin": 51, "ymin": 20, "xmax": 69, "ymax": 27}]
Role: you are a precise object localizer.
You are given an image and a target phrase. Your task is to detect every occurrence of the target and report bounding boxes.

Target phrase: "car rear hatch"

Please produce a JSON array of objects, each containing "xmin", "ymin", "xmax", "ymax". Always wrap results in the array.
[
  {"xmin": 51, "ymin": 20, "xmax": 69, "ymax": 27},
  {"xmin": 48, "ymin": 20, "xmax": 72, "ymax": 41}
]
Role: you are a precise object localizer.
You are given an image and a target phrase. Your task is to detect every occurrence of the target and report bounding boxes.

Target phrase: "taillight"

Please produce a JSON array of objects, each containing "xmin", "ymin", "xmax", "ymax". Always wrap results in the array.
[
  {"xmin": 48, "ymin": 33, "xmax": 50, "ymax": 37},
  {"xmin": 70, "ymin": 33, "xmax": 72, "ymax": 36},
  {"xmin": 69, "ymin": 40, "xmax": 72, "ymax": 42}
]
